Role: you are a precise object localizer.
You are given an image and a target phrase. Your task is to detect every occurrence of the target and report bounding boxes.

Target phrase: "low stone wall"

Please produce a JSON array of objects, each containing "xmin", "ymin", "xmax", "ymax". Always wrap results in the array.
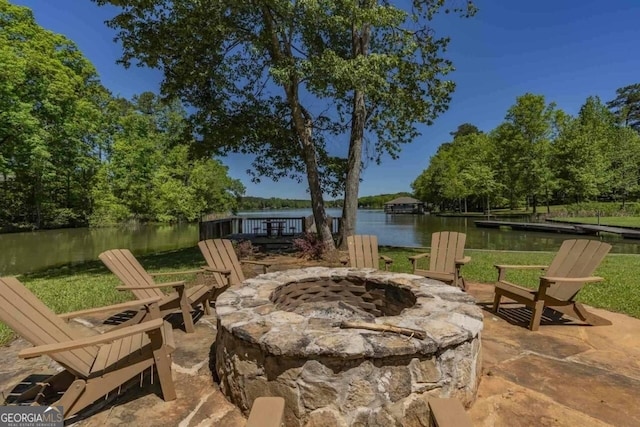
[{"xmin": 215, "ymin": 267, "xmax": 483, "ymax": 426}]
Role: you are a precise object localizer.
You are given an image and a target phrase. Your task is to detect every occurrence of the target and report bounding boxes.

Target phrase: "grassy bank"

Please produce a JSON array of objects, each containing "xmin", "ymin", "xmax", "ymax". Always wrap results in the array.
[
  {"xmin": 2, "ymin": 246, "xmax": 639, "ymax": 345},
  {"xmin": 550, "ymin": 217, "xmax": 640, "ymax": 228}
]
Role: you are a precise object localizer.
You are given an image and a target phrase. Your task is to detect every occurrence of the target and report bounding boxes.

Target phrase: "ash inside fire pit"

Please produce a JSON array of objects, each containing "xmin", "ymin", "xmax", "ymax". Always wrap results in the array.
[
  {"xmin": 215, "ymin": 267, "xmax": 483, "ymax": 427},
  {"xmin": 270, "ymin": 277, "xmax": 417, "ymax": 319}
]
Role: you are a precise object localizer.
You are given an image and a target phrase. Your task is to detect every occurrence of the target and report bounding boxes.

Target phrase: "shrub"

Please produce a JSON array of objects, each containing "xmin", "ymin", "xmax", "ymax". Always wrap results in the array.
[
  {"xmin": 234, "ymin": 240, "xmax": 257, "ymax": 258},
  {"xmin": 292, "ymin": 232, "xmax": 327, "ymax": 260}
]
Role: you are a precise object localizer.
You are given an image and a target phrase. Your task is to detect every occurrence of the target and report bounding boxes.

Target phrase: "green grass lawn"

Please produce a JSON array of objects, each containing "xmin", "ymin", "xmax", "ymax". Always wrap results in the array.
[
  {"xmin": 550, "ymin": 217, "xmax": 640, "ymax": 227},
  {"xmin": 2, "ymin": 246, "xmax": 639, "ymax": 345}
]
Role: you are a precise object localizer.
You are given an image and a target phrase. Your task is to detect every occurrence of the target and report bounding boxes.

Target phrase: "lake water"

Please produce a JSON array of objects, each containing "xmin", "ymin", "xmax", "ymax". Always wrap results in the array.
[{"xmin": 2, "ymin": 209, "xmax": 638, "ymax": 275}]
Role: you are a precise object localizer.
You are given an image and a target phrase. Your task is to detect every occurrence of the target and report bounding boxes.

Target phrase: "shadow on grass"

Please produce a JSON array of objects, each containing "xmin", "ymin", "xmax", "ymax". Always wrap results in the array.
[{"xmin": 22, "ymin": 247, "xmax": 203, "ymax": 281}]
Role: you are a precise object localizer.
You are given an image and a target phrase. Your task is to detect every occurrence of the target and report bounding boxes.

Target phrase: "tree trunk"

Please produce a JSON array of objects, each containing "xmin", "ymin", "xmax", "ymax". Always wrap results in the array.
[
  {"xmin": 262, "ymin": 6, "xmax": 335, "ymax": 250},
  {"xmin": 339, "ymin": 16, "xmax": 371, "ymax": 249},
  {"xmin": 340, "ymin": 88, "xmax": 365, "ymax": 248},
  {"xmin": 289, "ymin": 100, "xmax": 335, "ymax": 250}
]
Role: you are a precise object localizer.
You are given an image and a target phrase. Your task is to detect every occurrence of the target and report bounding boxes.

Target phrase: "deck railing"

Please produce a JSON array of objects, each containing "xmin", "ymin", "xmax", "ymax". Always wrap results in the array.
[{"xmin": 199, "ymin": 215, "xmax": 341, "ymax": 240}]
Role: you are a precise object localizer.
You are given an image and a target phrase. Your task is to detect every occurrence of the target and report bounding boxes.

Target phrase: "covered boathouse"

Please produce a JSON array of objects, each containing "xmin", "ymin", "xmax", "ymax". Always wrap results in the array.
[{"xmin": 383, "ymin": 196, "xmax": 426, "ymax": 214}]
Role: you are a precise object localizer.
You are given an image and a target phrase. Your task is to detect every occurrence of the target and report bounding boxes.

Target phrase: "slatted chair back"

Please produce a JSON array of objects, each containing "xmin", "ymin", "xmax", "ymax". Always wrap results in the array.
[
  {"xmin": 545, "ymin": 239, "xmax": 611, "ymax": 301},
  {"xmin": 99, "ymin": 249, "xmax": 163, "ymax": 300},
  {"xmin": 198, "ymin": 239, "xmax": 245, "ymax": 286},
  {"xmin": 347, "ymin": 235, "xmax": 380, "ymax": 269},
  {"xmin": 0, "ymin": 277, "xmax": 96, "ymax": 377},
  {"xmin": 429, "ymin": 232, "xmax": 467, "ymax": 275}
]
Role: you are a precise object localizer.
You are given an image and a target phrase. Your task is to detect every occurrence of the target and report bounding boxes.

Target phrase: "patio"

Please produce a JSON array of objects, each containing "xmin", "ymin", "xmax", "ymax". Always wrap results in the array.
[{"xmin": 1, "ymin": 259, "xmax": 639, "ymax": 426}]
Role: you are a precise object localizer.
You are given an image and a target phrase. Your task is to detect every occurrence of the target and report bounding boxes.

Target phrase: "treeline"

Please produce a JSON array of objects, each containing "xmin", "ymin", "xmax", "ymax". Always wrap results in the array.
[
  {"xmin": 0, "ymin": 2, "xmax": 243, "ymax": 230},
  {"xmin": 238, "ymin": 193, "xmax": 412, "ymax": 211},
  {"xmin": 412, "ymin": 88, "xmax": 640, "ymax": 213},
  {"xmin": 238, "ymin": 197, "xmax": 342, "ymax": 211},
  {"xmin": 358, "ymin": 192, "xmax": 413, "ymax": 209}
]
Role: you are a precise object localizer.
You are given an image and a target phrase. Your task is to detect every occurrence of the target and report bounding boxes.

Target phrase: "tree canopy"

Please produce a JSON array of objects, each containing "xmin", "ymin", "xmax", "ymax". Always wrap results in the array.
[
  {"xmin": 607, "ymin": 83, "xmax": 640, "ymax": 132},
  {"xmin": 413, "ymin": 89, "xmax": 640, "ymax": 212},
  {"xmin": 93, "ymin": 0, "xmax": 477, "ymax": 248},
  {"xmin": 0, "ymin": 1, "xmax": 243, "ymax": 230}
]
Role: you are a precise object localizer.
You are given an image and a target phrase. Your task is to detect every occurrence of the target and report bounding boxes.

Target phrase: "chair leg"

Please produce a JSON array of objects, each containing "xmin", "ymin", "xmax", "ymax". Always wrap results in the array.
[
  {"xmin": 177, "ymin": 288, "xmax": 195, "ymax": 333},
  {"xmin": 529, "ymin": 300, "xmax": 545, "ymax": 331},
  {"xmin": 555, "ymin": 302, "xmax": 613, "ymax": 326},
  {"xmin": 56, "ymin": 379, "xmax": 87, "ymax": 419},
  {"xmin": 492, "ymin": 291, "xmax": 502, "ymax": 313},
  {"xmin": 149, "ymin": 329, "xmax": 177, "ymax": 401}
]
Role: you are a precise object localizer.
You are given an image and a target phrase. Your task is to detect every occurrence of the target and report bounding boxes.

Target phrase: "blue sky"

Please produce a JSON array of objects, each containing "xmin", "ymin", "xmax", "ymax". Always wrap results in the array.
[{"xmin": 12, "ymin": 0, "xmax": 640, "ymax": 199}]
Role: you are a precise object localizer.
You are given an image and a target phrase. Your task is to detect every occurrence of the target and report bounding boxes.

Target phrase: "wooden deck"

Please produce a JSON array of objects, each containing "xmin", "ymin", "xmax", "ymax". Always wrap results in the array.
[{"xmin": 199, "ymin": 215, "xmax": 342, "ymax": 252}]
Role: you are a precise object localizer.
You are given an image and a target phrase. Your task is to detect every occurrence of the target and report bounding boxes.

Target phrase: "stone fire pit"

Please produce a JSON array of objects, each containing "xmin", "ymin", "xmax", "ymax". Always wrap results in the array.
[{"xmin": 215, "ymin": 267, "xmax": 483, "ymax": 426}]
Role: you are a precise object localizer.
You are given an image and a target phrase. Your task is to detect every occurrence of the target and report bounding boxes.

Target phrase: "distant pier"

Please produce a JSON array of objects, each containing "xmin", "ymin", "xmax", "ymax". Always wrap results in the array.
[{"xmin": 474, "ymin": 220, "xmax": 640, "ymax": 240}]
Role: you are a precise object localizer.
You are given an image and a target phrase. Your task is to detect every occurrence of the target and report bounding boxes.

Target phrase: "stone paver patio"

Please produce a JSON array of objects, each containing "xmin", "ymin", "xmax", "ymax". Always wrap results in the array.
[{"xmin": 1, "ymin": 263, "xmax": 639, "ymax": 426}]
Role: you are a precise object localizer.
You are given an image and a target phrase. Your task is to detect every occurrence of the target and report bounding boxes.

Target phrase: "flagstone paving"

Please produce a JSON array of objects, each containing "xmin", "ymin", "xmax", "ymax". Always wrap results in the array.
[{"xmin": 1, "ymin": 261, "xmax": 639, "ymax": 426}]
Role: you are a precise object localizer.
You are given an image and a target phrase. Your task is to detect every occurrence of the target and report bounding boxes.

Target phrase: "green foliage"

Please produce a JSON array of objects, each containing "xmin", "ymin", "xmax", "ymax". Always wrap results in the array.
[
  {"xmin": 607, "ymin": 83, "xmax": 640, "ymax": 131},
  {"xmin": 357, "ymin": 192, "xmax": 413, "ymax": 209},
  {"xmin": 0, "ymin": 0, "xmax": 106, "ymax": 228},
  {"xmin": 0, "ymin": 3, "xmax": 244, "ymax": 229},
  {"xmin": 92, "ymin": 0, "xmax": 476, "ymax": 247},
  {"xmin": 413, "ymin": 88, "xmax": 640, "ymax": 212},
  {"xmin": 412, "ymin": 130, "xmax": 498, "ymax": 211}
]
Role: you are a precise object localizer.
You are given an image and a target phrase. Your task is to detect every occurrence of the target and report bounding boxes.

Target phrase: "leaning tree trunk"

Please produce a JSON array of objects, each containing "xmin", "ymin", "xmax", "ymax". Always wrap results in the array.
[
  {"xmin": 262, "ymin": 6, "xmax": 335, "ymax": 251},
  {"xmin": 289, "ymin": 99, "xmax": 335, "ymax": 250}
]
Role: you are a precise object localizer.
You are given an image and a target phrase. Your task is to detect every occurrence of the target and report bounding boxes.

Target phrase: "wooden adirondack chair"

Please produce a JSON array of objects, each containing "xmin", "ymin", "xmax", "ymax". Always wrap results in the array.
[
  {"xmin": 198, "ymin": 239, "xmax": 274, "ymax": 288},
  {"xmin": 99, "ymin": 249, "xmax": 212, "ymax": 333},
  {"xmin": 345, "ymin": 235, "xmax": 393, "ymax": 271},
  {"xmin": 0, "ymin": 276, "xmax": 176, "ymax": 420},
  {"xmin": 492, "ymin": 239, "xmax": 612, "ymax": 331},
  {"xmin": 408, "ymin": 232, "xmax": 470, "ymax": 290}
]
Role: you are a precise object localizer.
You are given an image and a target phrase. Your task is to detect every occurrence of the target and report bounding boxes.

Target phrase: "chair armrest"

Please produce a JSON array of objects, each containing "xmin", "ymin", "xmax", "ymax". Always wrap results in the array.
[
  {"xmin": 241, "ymin": 259, "xmax": 273, "ymax": 274},
  {"xmin": 241, "ymin": 260, "xmax": 273, "ymax": 267},
  {"xmin": 202, "ymin": 266, "xmax": 232, "ymax": 276},
  {"xmin": 495, "ymin": 264, "xmax": 547, "ymax": 282},
  {"xmin": 408, "ymin": 253, "xmax": 430, "ymax": 261},
  {"xmin": 540, "ymin": 276, "xmax": 604, "ymax": 284},
  {"xmin": 455, "ymin": 256, "xmax": 471, "ymax": 265},
  {"xmin": 19, "ymin": 318, "xmax": 165, "ymax": 359},
  {"xmin": 494, "ymin": 264, "xmax": 548, "ymax": 271},
  {"xmin": 150, "ymin": 269, "xmax": 203, "ymax": 277},
  {"xmin": 116, "ymin": 280, "xmax": 185, "ymax": 291},
  {"xmin": 57, "ymin": 296, "xmax": 162, "ymax": 320}
]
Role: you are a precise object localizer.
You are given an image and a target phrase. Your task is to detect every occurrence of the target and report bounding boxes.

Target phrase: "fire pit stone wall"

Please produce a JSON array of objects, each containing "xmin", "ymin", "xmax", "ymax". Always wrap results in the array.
[{"xmin": 215, "ymin": 267, "xmax": 483, "ymax": 427}]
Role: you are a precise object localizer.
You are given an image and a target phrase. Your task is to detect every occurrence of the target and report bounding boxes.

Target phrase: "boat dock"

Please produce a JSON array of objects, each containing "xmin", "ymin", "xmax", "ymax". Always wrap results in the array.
[
  {"xmin": 474, "ymin": 220, "xmax": 591, "ymax": 235},
  {"xmin": 474, "ymin": 220, "xmax": 640, "ymax": 239},
  {"xmin": 572, "ymin": 224, "xmax": 640, "ymax": 240}
]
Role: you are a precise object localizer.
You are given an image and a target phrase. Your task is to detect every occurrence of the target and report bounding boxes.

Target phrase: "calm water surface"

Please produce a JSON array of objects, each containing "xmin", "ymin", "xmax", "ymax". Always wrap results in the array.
[
  {"xmin": 243, "ymin": 209, "xmax": 640, "ymax": 254},
  {"xmin": 0, "ymin": 223, "xmax": 199, "ymax": 275},
  {"xmin": 2, "ymin": 209, "xmax": 639, "ymax": 275}
]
